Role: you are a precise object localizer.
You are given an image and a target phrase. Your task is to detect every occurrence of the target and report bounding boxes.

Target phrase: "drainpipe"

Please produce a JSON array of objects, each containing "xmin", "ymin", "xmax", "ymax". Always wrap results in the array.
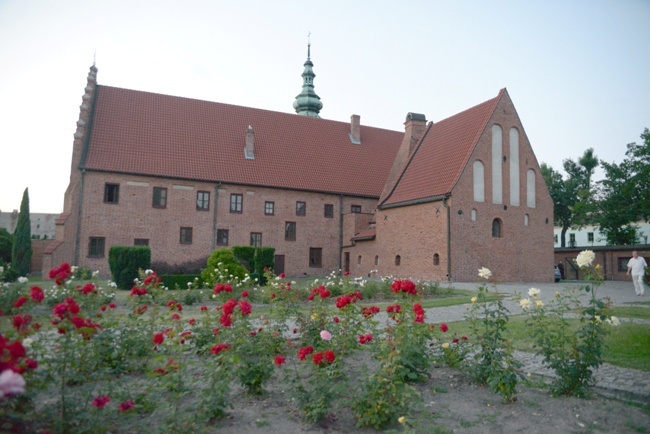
[
  {"xmin": 338, "ymin": 194, "xmax": 343, "ymax": 273},
  {"xmin": 73, "ymin": 169, "xmax": 86, "ymax": 265},
  {"xmin": 211, "ymin": 182, "xmax": 221, "ymax": 251},
  {"xmin": 442, "ymin": 196, "xmax": 451, "ymax": 282}
]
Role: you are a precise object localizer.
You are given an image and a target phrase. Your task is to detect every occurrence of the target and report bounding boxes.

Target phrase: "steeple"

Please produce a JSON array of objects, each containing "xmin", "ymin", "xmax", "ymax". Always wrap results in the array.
[{"xmin": 293, "ymin": 39, "xmax": 323, "ymax": 117}]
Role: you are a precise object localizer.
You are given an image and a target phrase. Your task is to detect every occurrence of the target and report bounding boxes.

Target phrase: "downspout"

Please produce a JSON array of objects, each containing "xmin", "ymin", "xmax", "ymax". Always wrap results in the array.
[
  {"xmin": 338, "ymin": 194, "xmax": 343, "ymax": 273},
  {"xmin": 442, "ymin": 196, "xmax": 451, "ymax": 282},
  {"xmin": 211, "ymin": 182, "xmax": 221, "ymax": 250},
  {"xmin": 73, "ymin": 169, "xmax": 86, "ymax": 265}
]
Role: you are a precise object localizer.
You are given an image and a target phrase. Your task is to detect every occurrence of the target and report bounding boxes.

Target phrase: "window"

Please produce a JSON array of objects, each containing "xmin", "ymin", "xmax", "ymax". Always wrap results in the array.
[
  {"xmin": 88, "ymin": 237, "xmax": 105, "ymax": 257},
  {"xmin": 104, "ymin": 184, "xmax": 119, "ymax": 204},
  {"xmin": 197, "ymin": 191, "xmax": 210, "ymax": 211},
  {"xmin": 152, "ymin": 187, "xmax": 167, "ymax": 208},
  {"xmin": 351, "ymin": 205, "xmax": 362, "ymax": 213},
  {"xmin": 357, "ymin": 255, "xmax": 362, "ymax": 265},
  {"xmin": 587, "ymin": 232, "xmax": 594, "ymax": 242},
  {"xmin": 134, "ymin": 238, "xmax": 149, "ymax": 246},
  {"xmin": 180, "ymin": 227, "xmax": 193, "ymax": 244},
  {"xmin": 296, "ymin": 201, "xmax": 306, "ymax": 216},
  {"xmin": 217, "ymin": 229, "xmax": 229, "ymax": 246},
  {"xmin": 324, "ymin": 204, "xmax": 334, "ymax": 218},
  {"xmin": 554, "ymin": 234, "xmax": 558, "ymax": 243},
  {"xmin": 285, "ymin": 222, "xmax": 296, "ymax": 241},
  {"xmin": 230, "ymin": 194, "xmax": 243, "ymax": 213},
  {"xmin": 618, "ymin": 257, "xmax": 632, "ymax": 272},
  {"xmin": 250, "ymin": 232, "xmax": 262, "ymax": 247},
  {"xmin": 569, "ymin": 233, "xmax": 576, "ymax": 247},
  {"xmin": 395, "ymin": 255, "xmax": 401, "ymax": 266},
  {"xmin": 473, "ymin": 161, "xmax": 485, "ymax": 202},
  {"xmin": 265, "ymin": 201, "xmax": 275, "ymax": 216},
  {"xmin": 471, "ymin": 209, "xmax": 477, "ymax": 221},
  {"xmin": 524, "ymin": 214, "xmax": 529, "ymax": 226},
  {"xmin": 509, "ymin": 127, "xmax": 520, "ymax": 206},
  {"xmin": 527, "ymin": 169, "xmax": 536, "ymax": 208},
  {"xmin": 492, "ymin": 219, "xmax": 502, "ymax": 237},
  {"xmin": 433, "ymin": 253, "xmax": 440, "ymax": 266},
  {"xmin": 309, "ymin": 247, "xmax": 322, "ymax": 268},
  {"xmin": 492, "ymin": 124, "xmax": 503, "ymax": 204}
]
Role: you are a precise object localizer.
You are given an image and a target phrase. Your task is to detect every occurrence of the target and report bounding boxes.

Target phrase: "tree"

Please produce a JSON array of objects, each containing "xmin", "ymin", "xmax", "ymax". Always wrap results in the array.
[
  {"xmin": 541, "ymin": 149, "xmax": 599, "ymax": 247},
  {"xmin": 11, "ymin": 188, "xmax": 32, "ymax": 276},
  {"xmin": 0, "ymin": 228, "xmax": 12, "ymax": 264},
  {"xmin": 597, "ymin": 128, "xmax": 650, "ymax": 245}
]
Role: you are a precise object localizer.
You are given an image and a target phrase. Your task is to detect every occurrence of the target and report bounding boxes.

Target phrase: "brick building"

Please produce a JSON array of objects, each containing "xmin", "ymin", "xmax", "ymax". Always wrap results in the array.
[{"xmin": 44, "ymin": 49, "xmax": 554, "ymax": 282}]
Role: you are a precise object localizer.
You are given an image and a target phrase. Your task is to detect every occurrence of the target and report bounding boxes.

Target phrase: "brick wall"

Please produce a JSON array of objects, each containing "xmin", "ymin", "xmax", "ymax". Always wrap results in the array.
[{"xmin": 555, "ymin": 246, "xmax": 650, "ymax": 281}]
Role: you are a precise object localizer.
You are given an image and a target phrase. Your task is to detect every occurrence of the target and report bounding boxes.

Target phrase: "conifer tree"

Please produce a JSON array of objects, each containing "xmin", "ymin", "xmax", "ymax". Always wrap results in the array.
[{"xmin": 11, "ymin": 188, "xmax": 32, "ymax": 276}]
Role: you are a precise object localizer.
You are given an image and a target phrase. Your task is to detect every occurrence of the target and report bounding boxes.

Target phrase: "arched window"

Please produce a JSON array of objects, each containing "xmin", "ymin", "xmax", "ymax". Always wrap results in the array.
[
  {"xmin": 395, "ymin": 255, "xmax": 401, "ymax": 266},
  {"xmin": 509, "ymin": 127, "xmax": 520, "ymax": 206},
  {"xmin": 471, "ymin": 208, "xmax": 477, "ymax": 221},
  {"xmin": 492, "ymin": 125, "xmax": 503, "ymax": 204},
  {"xmin": 374, "ymin": 255, "xmax": 379, "ymax": 266},
  {"xmin": 473, "ymin": 160, "xmax": 485, "ymax": 202},
  {"xmin": 524, "ymin": 214, "xmax": 529, "ymax": 226},
  {"xmin": 527, "ymin": 169, "xmax": 536, "ymax": 208},
  {"xmin": 433, "ymin": 253, "xmax": 440, "ymax": 265},
  {"xmin": 358, "ymin": 255, "xmax": 362, "ymax": 265},
  {"xmin": 492, "ymin": 218, "xmax": 502, "ymax": 237}
]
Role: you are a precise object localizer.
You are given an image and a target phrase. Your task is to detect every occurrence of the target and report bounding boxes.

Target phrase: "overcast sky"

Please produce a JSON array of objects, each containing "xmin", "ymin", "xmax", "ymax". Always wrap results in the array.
[{"xmin": 1, "ymin": 0, "xmax": 648, "ymax": 214}]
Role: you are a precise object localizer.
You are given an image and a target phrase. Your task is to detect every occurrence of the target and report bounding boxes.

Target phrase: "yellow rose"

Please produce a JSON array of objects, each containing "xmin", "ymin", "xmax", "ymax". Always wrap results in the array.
[
  {"xmin": 471, "ymin": 297, "xmax": 477, "ymax": 303},
  {"xmin": 536, "ymin": 300, "xmax": 543, "ymax": 307},
  {"xmin": 442, "ymin": 343, "xmax": 450, "ymax": 349},
  {"xmin": 398, "ymin": 416, "xmax": 406, "ymax": 424}
]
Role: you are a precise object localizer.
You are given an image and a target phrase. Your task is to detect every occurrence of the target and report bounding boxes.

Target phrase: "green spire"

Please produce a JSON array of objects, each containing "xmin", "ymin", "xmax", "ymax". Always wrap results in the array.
[{"xmin": 293, "ymin": 42, "xmax": 323, "ymax": 117}]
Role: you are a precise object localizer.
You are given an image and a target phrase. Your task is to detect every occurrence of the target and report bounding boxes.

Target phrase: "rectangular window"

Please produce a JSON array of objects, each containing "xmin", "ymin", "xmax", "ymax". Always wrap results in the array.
[
  {"xmin": 309, "ymin": 247, "xmax": 322, "ymax": 268},
  {"xmin": 230, "ymin": 194, "xmax": 243, "ymax": 213},
  {"xmin": 88, "ymin": 237, "xmax": 105, "ymax": 257},
  {"xmin": 265, "ymin": 201, "xmax": 275, "ymax": 216},
  {"xmin": 197, "ymin": 191, "xmax": 210, "ymax": 211},
  {"xmin": 104, "ymin": 184, "xmax": 119, "ymax": 204},
  {"xmin": 554, "ymin": 234, "xmax": 558, "ymax": 243},
  {"xmin": 351, "ymin": 205, "xmax": 362, "ymax": 213},
  {"xmin": 180, "ymin": 227, "xmax": 193, "ymax": 244},
  {"xmin": 324, "ymin": 204, "xmax": 334, "ymax": 218},
  {"xmin": 569, "ymin": 233, "xmax": 576, "ymax": 247},
  {"xmin": 618, "ymin": 257, "xmax": 631, "ymax": 272},
  {"xmin": 216, "ymin": 229, "xmax": 229, "ymax": 246},
  {"xmin": 296, "ymin": 201, "xmax": 306, "ymax": 216},
  {"xmin": 152, "ymin": 187, "xmax": 167, "ymax": 208},
  {"xmin": 134, "ymin": 238, "xmax": 149, "ymax": 246},
  {"xmin": 587, "ymin": 232, "xmax": 594, "ymax": 242},
  {"xmin": 250, "ymin": 232, "xmax": 262, "ymax": 247},
  {"xmin": 285, "ymin": 221, "xmax": 296, "ymax": 241}
]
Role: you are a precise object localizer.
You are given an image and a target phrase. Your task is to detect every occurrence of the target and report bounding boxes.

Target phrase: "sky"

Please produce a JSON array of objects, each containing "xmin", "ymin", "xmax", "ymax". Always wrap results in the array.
[{"xmin": 0, "ymin": 0, "xmax": 648, "ymax": 214}]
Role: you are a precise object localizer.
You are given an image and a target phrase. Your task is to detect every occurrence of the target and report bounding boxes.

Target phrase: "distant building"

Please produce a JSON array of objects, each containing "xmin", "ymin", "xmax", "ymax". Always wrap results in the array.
[
  {"xmin": 554, "ymin": 222, "xmax": 650, "ymax": 248},
  {"xmin": 0, "ymin": 210, "xmax": 57, "ymax": 239},
  {"xmin": 44, "ymin": 47, "xmax": 554, "ymax": 282}
]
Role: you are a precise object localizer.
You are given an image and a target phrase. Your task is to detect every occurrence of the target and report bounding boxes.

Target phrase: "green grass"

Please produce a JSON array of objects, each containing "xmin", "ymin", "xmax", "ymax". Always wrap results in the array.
[
  {"xmin": 608, "ymin": 306, "xmax": 650, "ymax": 319},
  {"xmin": 447, "ymin": 315, "xmax": 650, "ymax": 371}
]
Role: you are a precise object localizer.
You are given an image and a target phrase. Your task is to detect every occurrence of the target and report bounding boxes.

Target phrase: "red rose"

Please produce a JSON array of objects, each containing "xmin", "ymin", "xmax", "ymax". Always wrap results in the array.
[
  {"xmin": 188, "ymin": 318, "xmax": 196, "ymax": 325},
  {"xmin": 333, "ymin": 317, "xmax": 340, "ymax": 323},
  {"xmin": 279, "ymin": 273, "xmax": 286, "ymax": 279},
  {"xmin": 30, "ymin": 286, "xmax": 44, "ymax": 303},
  {"xmin": 313, "ymin": 352, "xmax": 324, "ymax": 365},
  {"xmin": 92, "ymin": 395, "xmax": 110, "ymax": 408},
  {"xmin": 222, "ymin": 299, "xmax": 238, "ymax": 316},
  {"xmin": 241, "ymin": 291, "xmax": 249, "ymax": 298},
  {"xmin": 440, "ymin": 323, "xmax": 449, "ymax": 333},
  {"xmin": 118, "ymin": 400, "xmax": 134, "ymax": 413},
  {"xmin": 270, "ymin": 293, "xmax": 276, "ymax": 299},
  {"xmin": 274, "ymin": 355, "xmax": 286, "ymax": 366},
  {"xmin": 171, "ymin": 313, "xmax": 180, "ymax": 321},
  {"xmin": 219, "ymin": 314, "xmax": 232, "ymax": 327},
  {"xmin": 298, "ymin": 345, "xmax": 314, "ymax": 360},
  {"xmin": 200, "ymin": 305, "xmax": 208, "ymax": 311},
  {"xmin": 109, "ymin": 303, "xmax": 116, "ymax": 309},
  {"xmin": 153, "ymin": 332, "xmax": 164, "ymax": 345},
  {"xmin": 13, "ymin": 297, "xmax": 28, "ymax": 309},
  {"xmin": 239, "ymin": 300, "xmax": 252, "ymax": 315},
  {"xmin": 210, "ymin": 343, "xmax": 229, "ymax": 355},
  {"xmin": 324, "ymin": 349, "xmax": 336, "ymax": 363}
]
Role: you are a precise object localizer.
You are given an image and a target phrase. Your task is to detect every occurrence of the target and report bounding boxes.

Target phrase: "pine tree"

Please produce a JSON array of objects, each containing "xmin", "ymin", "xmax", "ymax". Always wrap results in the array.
[{"xmin": 11, "ymin": 188, "xmax": 32, "ymax": 276}]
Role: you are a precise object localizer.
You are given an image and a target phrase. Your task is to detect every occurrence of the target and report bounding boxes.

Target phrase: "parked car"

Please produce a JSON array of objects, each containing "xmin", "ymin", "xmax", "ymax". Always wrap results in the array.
[{"xmin": 554, "ymin": 266, "xmax": 561, "ymax": 282}]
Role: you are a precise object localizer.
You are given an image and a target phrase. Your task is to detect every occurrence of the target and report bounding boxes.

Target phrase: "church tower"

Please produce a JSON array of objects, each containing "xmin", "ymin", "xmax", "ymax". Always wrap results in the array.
[{"xmin": 293, "ymin": 42, "xmax": 323, "ymax": 117}]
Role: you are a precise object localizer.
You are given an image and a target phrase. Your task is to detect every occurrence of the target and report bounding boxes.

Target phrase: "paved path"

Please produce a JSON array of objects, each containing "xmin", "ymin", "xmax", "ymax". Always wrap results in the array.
[{"xmin": 422, "ymin": 280, "xmax": 650, "ymax": 405}]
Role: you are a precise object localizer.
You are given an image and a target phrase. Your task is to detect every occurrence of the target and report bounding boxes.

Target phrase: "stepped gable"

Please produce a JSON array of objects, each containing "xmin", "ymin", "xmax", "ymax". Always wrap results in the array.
[
  {"xmin": 381, "ymin": 90, "xmax": 504, "ymax": 207},
  {"xmin": 82, "ymin": 86, "xmax": 403, "ymax": 198}
]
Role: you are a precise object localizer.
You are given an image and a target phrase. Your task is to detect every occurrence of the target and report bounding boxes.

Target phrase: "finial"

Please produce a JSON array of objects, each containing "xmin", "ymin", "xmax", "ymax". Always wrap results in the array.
[
  {"xmin": 307, "ymin": 31, "xmax": 311, "ymax": 59},
  {"xmin": 93, "ymin": 50, "xmax": 96, "ymax": 66}
]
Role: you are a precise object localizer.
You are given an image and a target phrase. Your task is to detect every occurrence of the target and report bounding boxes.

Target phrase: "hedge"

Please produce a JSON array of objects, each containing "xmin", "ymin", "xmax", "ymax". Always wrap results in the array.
[
  {"xmin": 160, "ymin": 274, "xmax": 202, "ymax": 289},
  {"xmin": 108, "ymin": 246, "xmax": 151, "ymax": 290}
]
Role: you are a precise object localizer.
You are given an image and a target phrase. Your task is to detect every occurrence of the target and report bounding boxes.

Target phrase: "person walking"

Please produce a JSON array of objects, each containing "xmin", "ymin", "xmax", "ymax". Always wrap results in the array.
[{"xmin": 627, "ymin": 250, "xmax": 648, "ymax": 296}]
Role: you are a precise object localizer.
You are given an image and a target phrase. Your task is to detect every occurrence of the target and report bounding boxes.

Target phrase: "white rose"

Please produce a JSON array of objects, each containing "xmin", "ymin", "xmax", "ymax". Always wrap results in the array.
[
  {"xmin": 519, "ymin": 299, "xmax": 531, "ymax": 309},
  {"xmin": 478, "ymin": 267, "xmax": 492, "ymax": 280},
  {"xmin": 576, "ymin": 250, "xmax": 596, "ymax": 268},
  {"xmin": 18, "ymin": 277, "xmax": 28, "ymax": 284},
  {"xmin": 528, "ymin": 288, "xmax": 540, "ymax": 298}
]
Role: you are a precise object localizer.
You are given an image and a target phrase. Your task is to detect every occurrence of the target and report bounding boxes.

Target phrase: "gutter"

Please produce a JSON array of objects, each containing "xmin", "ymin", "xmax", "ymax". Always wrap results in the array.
[
  {"xmin": 211, "ymin": 182, "xmax": 222, "ymax": 250},
  {"xmin": 338, "ymin": 193, "xmax": 343, "ymax": 272},
  {"xmin": 73, "ymin": 169, "xmax": 85, "ymax": 265},
  {"xmin": 442, "ymin": 196, "xmax": 452, "ymax": 282}
]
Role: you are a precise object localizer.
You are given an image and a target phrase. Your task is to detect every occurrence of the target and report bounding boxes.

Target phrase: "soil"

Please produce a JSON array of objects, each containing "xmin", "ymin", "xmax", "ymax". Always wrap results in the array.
[{"xmin": 211, "ymin": 366, "xmax": 650, "ymax": 434}]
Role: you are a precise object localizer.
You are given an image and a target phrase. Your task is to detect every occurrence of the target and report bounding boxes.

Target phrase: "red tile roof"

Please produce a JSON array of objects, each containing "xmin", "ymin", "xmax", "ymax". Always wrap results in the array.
[
  {"xmin": 351, "ymin": 227, "xmax": 376, "ymax": 241},
  {"xmin": 43, "ymin": 240, "xmax": 63, "ymax": 255},
  {"xmin": 83, "ymin": 86, "xmax": 404, "ymax": 198},
  {"xmin": 381, "ymin": 90, "xmax": 504, "ymax": 207},
  {"xmin": 55, "ymin": 213, "xmax": 70, "ymax": 225}
]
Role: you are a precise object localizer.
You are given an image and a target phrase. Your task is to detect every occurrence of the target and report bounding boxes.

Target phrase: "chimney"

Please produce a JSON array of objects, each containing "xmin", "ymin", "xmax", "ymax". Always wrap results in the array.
[
  {"xmin": 244, "ymin": 125, "xmax": 255, "ymax": 159},
  {"xmin": 349, "ymin": 114, "xmax": 361, "ymax": 144},
  {"xmin": 404, "ymin": 112, "xmax": 427, "ymax": 154}
]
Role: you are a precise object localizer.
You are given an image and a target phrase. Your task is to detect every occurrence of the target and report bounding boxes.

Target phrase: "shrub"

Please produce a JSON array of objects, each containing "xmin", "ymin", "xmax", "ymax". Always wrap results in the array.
[
  {"xmin": 160, "ymin": 274, "xmax": 202, "ymax": 289},
  {"xmin": 108, "ymin": 246, "xmax": 151, "ymax": 290},
  {"xmin": 201, "ymin": 248, "xmax": 248, "ymax": 286},
  {"xmin": 232, "ymin": 246, "xmax": 275, "ymax": 284}
]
